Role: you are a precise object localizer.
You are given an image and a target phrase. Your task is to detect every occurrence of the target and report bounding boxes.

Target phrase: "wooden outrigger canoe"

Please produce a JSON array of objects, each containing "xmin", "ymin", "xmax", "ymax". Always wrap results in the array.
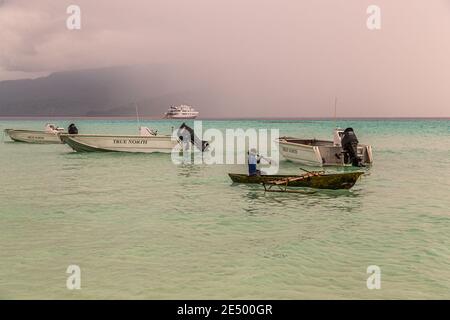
[{"xmin": 228, "ymin": 171, "xmax": 364, "ymax": 190}]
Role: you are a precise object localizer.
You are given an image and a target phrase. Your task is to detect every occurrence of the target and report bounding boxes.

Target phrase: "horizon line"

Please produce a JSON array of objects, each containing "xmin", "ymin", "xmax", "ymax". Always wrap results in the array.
[{"xmin": 0, "ymin": 116, "xmax": 450, "ymax": 121}]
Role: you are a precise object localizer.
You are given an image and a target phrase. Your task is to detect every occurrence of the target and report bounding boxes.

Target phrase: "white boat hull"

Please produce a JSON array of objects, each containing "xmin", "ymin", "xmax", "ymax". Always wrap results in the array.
[
  {"xmin": 165, "ymin": 115, "xmax": 198, "ymax": 119},
  {"xmin": 279, "ymin": 140, "xmax": 324, "ymax": 166},
  {"xmin": 278, "ymin": 137, "xmax": 373, "ymax": 166},
  {"xmin": 60, "ymin": 134, "xmax": 179, "ymax": 153},
  {"xmin": 4, "ymin": 129, "xmax": 64, "ymax": 144}
]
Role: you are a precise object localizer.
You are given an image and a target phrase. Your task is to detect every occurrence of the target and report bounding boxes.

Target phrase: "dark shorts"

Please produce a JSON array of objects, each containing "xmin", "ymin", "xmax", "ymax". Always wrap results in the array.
[{"xmin": 248, "ymin": 164, "xmax": 259, "ymax": 176}]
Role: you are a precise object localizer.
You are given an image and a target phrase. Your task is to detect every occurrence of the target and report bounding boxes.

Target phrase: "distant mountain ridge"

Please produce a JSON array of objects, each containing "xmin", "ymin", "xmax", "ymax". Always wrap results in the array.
[{"xmin": 0, "ymin": 65, "xmax": 211, "ymax": 117}]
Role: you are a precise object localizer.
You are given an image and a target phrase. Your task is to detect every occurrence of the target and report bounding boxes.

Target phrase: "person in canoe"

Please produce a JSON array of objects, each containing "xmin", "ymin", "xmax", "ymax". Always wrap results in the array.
[
  {"xmin": 247, "ymin": 148, "xmax": 272, "ymax": 176},
  {"xmin": 248, "ymin": 148, "xmax": 261, "ymax": 176}
]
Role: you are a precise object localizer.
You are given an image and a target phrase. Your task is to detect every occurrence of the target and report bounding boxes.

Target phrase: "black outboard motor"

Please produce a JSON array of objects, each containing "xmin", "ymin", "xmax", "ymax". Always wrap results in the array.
[
  {"xmin": 341, "ymin": 127, "xmax": 362, "ymax": 167},
  {"xmin": 68, "ymin": 123, "xmax": 78, "ymax": 134},
  {"xmin": 178, "ymin": 123, "xmax": 209, "ymax": 152}
]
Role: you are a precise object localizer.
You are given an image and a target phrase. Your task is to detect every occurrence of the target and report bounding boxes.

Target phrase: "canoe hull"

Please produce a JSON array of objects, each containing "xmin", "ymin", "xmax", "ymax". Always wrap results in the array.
[
  {"xmin": 4, "ymin": 129, "xmax": 64, "ymax": 144},
  {"xmin": 59, "ymin": 134, "xmax": 179, "ymax": 153},
  {"xmin": 228, "ymin": 172, "xmax": 364, "ymax": 190}
]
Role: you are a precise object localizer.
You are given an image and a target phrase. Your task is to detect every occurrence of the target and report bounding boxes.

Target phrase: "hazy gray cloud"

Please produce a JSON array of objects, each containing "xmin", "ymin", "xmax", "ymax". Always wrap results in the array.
[{"xmin": 1, "ymin": 0, "xmax": 450, "ymax": 116}]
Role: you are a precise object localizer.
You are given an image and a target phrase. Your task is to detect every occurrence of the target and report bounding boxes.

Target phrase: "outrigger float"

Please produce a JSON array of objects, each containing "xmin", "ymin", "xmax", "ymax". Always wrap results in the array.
[{"xmin": 228, "ymin": 170, "xmax": 364, "ymax": 191}]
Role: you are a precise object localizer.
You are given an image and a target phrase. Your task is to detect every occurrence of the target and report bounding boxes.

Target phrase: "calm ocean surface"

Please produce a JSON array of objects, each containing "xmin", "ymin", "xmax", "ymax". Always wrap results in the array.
[{"xmin": 0, "ymin": 119, "xmax": 449, "ymax": 299}]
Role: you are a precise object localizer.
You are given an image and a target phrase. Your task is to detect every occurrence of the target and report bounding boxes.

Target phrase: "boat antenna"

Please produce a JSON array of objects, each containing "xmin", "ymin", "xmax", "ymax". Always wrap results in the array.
[
  {"xmin": 134, "ymin": 101, "xmax": 141, "ymax": 128},
  {"xmin": 334, "ymin": 96, "xmax": 338, "ymax": 128}
]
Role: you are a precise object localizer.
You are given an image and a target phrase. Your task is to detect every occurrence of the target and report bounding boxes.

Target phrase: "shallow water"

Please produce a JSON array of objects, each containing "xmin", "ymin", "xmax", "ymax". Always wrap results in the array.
[{"xmin": 0, "ymin": 119, "xmax": 449, "ymax": 299}]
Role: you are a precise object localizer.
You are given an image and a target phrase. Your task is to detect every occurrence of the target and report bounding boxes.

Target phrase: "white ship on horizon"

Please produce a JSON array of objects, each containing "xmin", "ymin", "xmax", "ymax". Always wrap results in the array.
[{"xmin": 164, "ymin": 104, "xmax": 199, "ymax": 119}]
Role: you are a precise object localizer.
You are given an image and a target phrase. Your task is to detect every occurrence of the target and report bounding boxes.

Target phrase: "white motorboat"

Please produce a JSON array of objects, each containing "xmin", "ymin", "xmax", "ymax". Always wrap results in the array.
[
  {"xmin": 59, "ymin": 126, "xmax": 178, "ymax": 153},
  {"xmin": 59, "ymin": 124, "xmax": 209, "ymax": 153},
  {"xmin": 277, "ymin": 128, "xmax": 373, "ymax": 167},
  {"xmin": 4, "ymin": 123, "xmax": 65, "ymax": 144}
]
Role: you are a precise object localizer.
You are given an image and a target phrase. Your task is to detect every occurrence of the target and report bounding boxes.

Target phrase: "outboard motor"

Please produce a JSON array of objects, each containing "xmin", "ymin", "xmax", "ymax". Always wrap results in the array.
[
  {"xmin": 341, "ymin": 127, "xmax": 362, "ymax": 167},
  {"xmin": 177, "ymin": 123, "xmax": 209, "ymax": 152},
  {"xmin": 68, "ymin": 123, "xmax": 78, "ymax": 134}
]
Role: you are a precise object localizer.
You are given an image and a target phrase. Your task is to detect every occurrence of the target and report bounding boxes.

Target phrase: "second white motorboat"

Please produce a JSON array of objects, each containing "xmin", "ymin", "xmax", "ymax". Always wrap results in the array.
[{"xmin": 277, "ymin": 127, "xmax": 373, "ymax": 167}]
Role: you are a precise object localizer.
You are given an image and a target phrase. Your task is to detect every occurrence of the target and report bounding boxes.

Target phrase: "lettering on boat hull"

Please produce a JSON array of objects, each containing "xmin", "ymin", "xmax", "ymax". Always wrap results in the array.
[{"xmin": 113, "ymin": 139, "xmax": 148, "ymax": 145}]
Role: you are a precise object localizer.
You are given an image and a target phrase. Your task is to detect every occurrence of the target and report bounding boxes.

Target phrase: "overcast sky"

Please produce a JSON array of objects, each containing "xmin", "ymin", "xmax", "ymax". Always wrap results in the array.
[{"xmin": 1, "ymin": 0, "xmax": 449, "ymax": 117}]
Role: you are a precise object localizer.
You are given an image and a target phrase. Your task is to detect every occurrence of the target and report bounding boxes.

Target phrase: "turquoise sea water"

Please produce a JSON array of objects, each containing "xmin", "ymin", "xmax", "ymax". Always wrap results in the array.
[{"xmin": 0, "ymin": 119, "xmax": 449, "ymax": 299}]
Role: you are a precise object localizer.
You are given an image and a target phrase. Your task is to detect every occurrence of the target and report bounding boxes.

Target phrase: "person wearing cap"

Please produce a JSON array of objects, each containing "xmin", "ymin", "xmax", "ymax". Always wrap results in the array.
[{"xmin": 248, "ymin": 148, "xmax": 262, "ymax": 176}]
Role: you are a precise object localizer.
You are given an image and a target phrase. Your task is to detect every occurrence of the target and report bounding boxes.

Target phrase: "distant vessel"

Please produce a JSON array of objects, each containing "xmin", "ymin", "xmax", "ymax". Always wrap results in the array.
[
  {"xmin": 164, "ymin": 105, "xmax": 199, "ymax": 119},
  {"xmin": 4, "ymin": 123, "xmax": 65, "ymax": 144}
]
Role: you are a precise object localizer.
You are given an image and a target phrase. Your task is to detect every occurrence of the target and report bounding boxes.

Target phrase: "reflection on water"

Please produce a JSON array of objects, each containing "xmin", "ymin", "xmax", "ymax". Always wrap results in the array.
[
  {"xmin": 177, "ymin": 162, "xmax": 204, "ymax": 178},
  {"xmin": 237, "ymin": 183, "xmax": 363, "ymax": 217}
]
